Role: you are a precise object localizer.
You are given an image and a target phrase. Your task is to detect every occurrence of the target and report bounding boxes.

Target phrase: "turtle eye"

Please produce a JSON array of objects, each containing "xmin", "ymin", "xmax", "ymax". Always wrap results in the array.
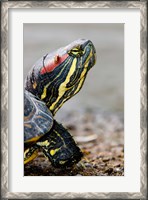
[{"xmin": 68, "ymin": 47, "xmax": 84, "ymax": 58}]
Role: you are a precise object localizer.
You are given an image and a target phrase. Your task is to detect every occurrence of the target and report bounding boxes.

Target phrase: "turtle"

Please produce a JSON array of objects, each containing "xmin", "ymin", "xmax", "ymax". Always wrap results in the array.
[{"xmin": 24, "ymin": 39, "xmax": 96, "ymax": 168}]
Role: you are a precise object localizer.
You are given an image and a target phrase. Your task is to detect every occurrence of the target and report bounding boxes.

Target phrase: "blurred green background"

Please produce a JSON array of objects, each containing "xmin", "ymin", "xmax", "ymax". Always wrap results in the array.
[{"xmin": 24, "ymin": 23, "xmax": 124, "ymax": 118}]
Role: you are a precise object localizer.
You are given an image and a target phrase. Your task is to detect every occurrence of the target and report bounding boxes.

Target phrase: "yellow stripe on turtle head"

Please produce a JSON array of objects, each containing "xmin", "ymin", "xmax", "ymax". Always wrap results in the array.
[
  {"xmin": 49, "ymin": 58, "xmax": 77, "ymax": 113},
  {"xmin": 41, "ymin": 82, "xmax": 50, "ymax": 100}
]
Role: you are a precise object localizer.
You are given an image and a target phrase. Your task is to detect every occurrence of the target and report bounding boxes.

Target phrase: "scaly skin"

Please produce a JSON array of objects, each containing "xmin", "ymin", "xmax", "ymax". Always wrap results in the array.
[{"xmin": 24, "ymin": 39, "xmax": 96, "ymax": 168}]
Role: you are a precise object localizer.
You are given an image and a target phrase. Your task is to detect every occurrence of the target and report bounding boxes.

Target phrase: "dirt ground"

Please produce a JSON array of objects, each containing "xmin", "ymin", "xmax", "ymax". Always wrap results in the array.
[{"xmin": 24, "ymin": 110, "xmax": 124, "ymax": 176}]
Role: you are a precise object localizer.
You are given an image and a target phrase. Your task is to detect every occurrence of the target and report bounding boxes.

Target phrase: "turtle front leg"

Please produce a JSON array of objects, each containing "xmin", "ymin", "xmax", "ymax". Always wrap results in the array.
[{"xmin": 36, "ymin": 120, "xmax": 83, "ymax": 168}]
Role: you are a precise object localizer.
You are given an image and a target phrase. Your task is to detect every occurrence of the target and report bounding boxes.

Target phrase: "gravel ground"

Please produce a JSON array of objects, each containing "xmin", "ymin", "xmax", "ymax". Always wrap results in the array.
[{"xmin": 24, "ymin": 110, "xmax": 124, "ymax": 176}]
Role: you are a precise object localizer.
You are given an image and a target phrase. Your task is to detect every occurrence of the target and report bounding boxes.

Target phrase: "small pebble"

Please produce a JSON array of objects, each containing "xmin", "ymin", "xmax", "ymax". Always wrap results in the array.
[
  {"xmin": 99, "ymin": 163, "xmax": 107, "ymax": 167},
  {"xmin": 105, "ymin": 167, "xmax": 113, "ymax": 174},
  {"xmin": 113, "ymin": 163, "xmax": 120, "ymax": 167},
  {"xmin": 114, "ymin": 168, "xmax": 121, "ymax": 172},
  {"xmin": 103, "ymin": 157, "xmax": 110, "ymax": 162},
  {"xmin": 93, "ymin": 164, "xmax": 98, "ymax": 168},
  {"xmin": 85, "ymin": 163, "xmax": 93, "ymax": 168}
]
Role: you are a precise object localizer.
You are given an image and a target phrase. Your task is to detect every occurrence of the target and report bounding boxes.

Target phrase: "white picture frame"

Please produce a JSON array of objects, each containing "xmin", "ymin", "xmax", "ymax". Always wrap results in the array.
[{"xmin": 1, "ymin": 1, "xmax": 147, "ymax": 199}]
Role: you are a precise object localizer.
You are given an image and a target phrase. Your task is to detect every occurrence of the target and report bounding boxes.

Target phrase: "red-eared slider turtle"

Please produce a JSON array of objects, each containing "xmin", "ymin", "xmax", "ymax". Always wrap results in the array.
[{"xmin": 24, "ymin": 39, "xmax": 96, "ymax": 168}]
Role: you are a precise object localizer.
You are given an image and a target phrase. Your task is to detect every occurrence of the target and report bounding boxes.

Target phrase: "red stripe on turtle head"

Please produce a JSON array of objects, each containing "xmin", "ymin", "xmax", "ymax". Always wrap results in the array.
[{"xmin": 40, "ymin": 53, "xmax": 69, "ymax": 75}]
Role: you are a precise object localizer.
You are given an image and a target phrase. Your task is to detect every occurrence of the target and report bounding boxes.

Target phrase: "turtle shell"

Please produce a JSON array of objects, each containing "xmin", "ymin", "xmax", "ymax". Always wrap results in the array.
[{"xmin": 24, "ymin": 90, "xmax": 53, "ymax": 142}]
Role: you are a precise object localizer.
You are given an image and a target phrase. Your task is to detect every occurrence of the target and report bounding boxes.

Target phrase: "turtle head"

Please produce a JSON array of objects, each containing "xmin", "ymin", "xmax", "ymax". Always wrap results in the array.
[{"xmin": 25, "ymin": 39, "xmax": 96, "ymax": 115}]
